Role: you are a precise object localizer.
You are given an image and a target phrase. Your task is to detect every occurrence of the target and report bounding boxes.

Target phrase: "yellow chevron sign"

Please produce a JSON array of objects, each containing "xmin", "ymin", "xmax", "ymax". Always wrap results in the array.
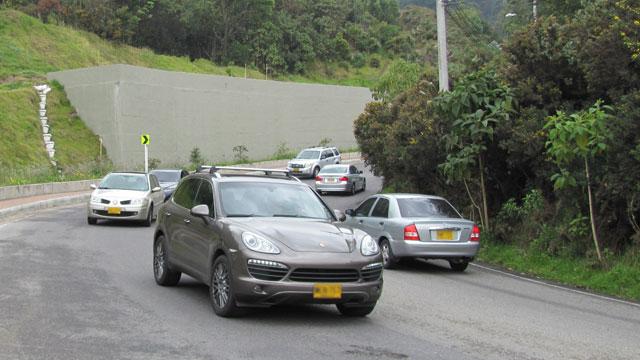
[{"xmin": 140, "ymin": 134, "xmax": 150, "ymax": 145}]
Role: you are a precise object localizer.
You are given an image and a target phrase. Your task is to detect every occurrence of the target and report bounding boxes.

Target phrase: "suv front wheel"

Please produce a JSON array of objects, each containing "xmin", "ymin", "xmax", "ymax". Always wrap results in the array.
[
  {"xmin": 154, "ymin": 236, "xmax": 181, "ymax": 286},
  {"xmin": 210, "ymin": 255, "xmax": 241, "ymax": 317}
]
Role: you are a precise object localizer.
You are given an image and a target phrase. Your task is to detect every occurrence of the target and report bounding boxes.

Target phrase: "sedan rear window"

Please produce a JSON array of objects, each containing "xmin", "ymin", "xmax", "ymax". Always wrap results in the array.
[
  {"xmin": 319, "ymin": 166, "xmax": 348, "ymax": 174},
  {"xmin": 397, "ymin": 198, "xmax": 461, "ymax": 219}
]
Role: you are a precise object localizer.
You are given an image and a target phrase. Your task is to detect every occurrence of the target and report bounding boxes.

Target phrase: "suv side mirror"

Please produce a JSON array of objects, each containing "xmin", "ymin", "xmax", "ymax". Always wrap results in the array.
[
  {"xmin": 90, "ymin": 184, "xmax": 97, "ymax": 190},
  {"xmin": 345, "ymin": 209, "xmax": 355, "ymax": 217},
  {"xmin": 334, "ymin": 209, "xmax": 346, "ymax": 222},
  {"xmin": 152, "ymin": 186, "xmax": 162, "ymax": 192},
  {"xmin": 191, "ymin": 204, "xmax": 210, "ymax": 217}
]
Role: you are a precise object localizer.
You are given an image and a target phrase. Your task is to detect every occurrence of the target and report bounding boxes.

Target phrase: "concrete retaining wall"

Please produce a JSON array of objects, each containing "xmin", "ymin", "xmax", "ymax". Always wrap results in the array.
[
  {"xmin": 0, "ymin": 180, "xmax": 97, "ymax": 201},
  {"xmin": 48, "ymin": 64, "xmax": 371, "ymax": 169}
]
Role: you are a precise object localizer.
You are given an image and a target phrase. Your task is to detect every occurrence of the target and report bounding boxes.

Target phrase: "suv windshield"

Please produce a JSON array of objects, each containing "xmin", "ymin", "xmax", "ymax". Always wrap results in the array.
[
  {"xmin": 151, "ymin": 170, "xmax": 181, "ymax": 182},
  {"xmin": 319, "ymin": 166, "xmax": 348, "ymax": 174},
  {"xmin": 99, "ymin": 174, "xmax": 148, "ymax": 191},
  {"xmin": 151, "ymin": 170, "xmax": 181, "ymax": 183},
  {"xmin": 296, "ymin": 150, "xmax": 320, "ymax": 160},
  {"xmin": 220, "ymin": 182, "xmax": 333, "ymax": 219},
  {"xmin": 397, "ymin": 198, "xmax": 461, "ymax": 219}
]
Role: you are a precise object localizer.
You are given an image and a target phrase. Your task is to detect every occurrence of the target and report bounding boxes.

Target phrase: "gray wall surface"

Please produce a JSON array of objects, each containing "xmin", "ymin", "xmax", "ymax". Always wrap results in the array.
[{"xmin": 48, "ymin": 64, "xmax": 371, "ymax": 168}]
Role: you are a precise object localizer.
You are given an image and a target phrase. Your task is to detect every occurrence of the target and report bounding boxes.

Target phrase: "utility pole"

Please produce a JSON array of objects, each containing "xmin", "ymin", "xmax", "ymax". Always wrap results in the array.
[
  {"xmin": 436, "ymin": 0, "xmax": 449, "ymax": 92},
  {"xmin": 533, "ymin": 0, "xmax": 538, "ymax": 21}
]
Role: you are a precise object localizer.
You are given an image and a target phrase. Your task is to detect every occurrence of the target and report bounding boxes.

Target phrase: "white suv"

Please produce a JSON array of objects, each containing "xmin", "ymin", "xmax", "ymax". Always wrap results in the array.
[{"xmin": 287, "ymin": 147, "xmax": 341, "ymax": 178}]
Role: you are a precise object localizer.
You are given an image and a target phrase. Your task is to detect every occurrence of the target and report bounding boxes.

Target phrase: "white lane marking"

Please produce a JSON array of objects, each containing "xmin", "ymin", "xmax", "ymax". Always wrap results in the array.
[{"xmin": 471, "ymin": 262, "xmax": 640, "ymax": 308}]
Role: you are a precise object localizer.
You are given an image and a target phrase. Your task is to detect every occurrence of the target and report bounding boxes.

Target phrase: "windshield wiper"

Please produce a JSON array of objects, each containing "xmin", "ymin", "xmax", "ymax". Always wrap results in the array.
[
  {"xmin": 226, "ymin": 214, "xmax": 263, "ymax": 217},
  {"xmin": 273, "ymin": 214, "xmax": 322, "ymax": 219}
]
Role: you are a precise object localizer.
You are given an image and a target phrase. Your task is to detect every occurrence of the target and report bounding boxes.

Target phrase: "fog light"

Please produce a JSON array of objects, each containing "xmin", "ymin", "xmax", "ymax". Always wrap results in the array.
[{"xmin": 252, "ymin": 285, "xmax": 265, "ymax": 294}]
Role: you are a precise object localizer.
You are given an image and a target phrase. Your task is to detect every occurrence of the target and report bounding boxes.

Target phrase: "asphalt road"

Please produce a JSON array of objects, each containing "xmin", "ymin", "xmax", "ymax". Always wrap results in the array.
[{"xmin": 1, "ymin": 163, "xmax": 639, "ymax": 360}]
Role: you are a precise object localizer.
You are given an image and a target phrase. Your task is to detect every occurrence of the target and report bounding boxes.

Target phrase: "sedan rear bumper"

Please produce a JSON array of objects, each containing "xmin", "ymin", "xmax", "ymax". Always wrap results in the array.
[
  {"xmin": 392, "ymin": 240, "xmax": 480, "ymax": 259},
  {"xmin": 315, "ymin": 182, "xmax": 350, "ymax": 193}
]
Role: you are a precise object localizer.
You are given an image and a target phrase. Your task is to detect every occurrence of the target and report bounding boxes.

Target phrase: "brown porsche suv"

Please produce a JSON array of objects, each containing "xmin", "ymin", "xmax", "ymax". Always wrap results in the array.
[{"xmin": 152, "ymin": 167, "xmax": 383, "ymax": 317}]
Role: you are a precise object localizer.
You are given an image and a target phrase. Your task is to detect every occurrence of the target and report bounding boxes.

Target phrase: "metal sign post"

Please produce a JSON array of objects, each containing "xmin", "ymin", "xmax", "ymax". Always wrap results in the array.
[{"xmin": 140, "ymin": 134, "xmax": 150, "ymax": 173}]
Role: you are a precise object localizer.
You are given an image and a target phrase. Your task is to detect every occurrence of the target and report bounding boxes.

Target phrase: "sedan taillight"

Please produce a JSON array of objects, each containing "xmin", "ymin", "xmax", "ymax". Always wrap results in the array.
[
  {"xmin": 470, "ymin": 224, "xmax": 480, "ymax": 242},
  {"xmin": 339, "ymin": 176, "xmax": 349, "ymax": 182},
  {"xmin": 404, "ymin": 224, "xmax": 420, "ymax": 241},
  {"xmin": 315, "ymin": 176, "xmax": 322, "ymax": 181}
]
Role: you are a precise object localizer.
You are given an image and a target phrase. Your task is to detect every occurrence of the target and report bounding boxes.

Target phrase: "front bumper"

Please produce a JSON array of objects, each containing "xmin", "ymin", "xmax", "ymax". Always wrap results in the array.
[
  {"xmin": 287, "ymin": 166, "xmax": 313, "ymax": 177},
  {"xmin": 391, "ymin": 239, "xmax": 480, "ymax": 259},
  {"xmin": 87, "ymin": 202, "xmax": 150, "ymax": 221},
  {"xmin": 231, "ymin": 251, "xmax": 383, "ymax": 307}
]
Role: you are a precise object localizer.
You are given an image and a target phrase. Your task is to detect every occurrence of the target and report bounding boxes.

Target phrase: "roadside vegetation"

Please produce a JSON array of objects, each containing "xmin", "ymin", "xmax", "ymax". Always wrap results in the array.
[{"xmin": 356, "ymin": 0, "xmax": 640, "ymax": 300}]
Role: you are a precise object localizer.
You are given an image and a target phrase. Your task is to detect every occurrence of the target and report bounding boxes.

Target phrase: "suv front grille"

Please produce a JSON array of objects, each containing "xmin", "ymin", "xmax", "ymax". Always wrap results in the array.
[
  {"xmin": 289, "ymin": 268, "xmax": 359, "ymax": 282},
  {"xmin": 247, "ymin": 260, "xmax": 288, "ymax": 281},
  {"xmin": 290, "ymin": 164, "xmax": 304, "ymax": 168},
  {"xmin": 361, "ymin": 264, "xmax": 383, "ymax": 282}
]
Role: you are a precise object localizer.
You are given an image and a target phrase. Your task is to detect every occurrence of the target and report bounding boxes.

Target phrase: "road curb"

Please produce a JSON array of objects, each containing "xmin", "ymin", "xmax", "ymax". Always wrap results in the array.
[{"xmin": 0, "ymin": 193, "xmax": 90, "ymax": 223}]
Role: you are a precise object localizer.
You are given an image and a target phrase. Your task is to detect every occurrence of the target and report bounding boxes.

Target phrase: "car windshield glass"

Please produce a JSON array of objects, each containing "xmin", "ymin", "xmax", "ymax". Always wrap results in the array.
[
  {"xmin": 99, "ymin": 174, "xmax": 148, "ymax": 191},
  {"xmin": 319, "ymin": 166, "xmax": 348, "ymax": 174},
  {"xmin": 296, "ymin": 150, "xmax": 320, "ymax": 159},
  {"xmin": 397, "ymin": 198, "xmax": 461, "ymax": 219},
  {"xmin": 220, "ymin": 182, "xmax": 333, "ymax": 219},
  {"xmin": 150, "ymin": 170, "xmax": 181, "ymax": 183}
]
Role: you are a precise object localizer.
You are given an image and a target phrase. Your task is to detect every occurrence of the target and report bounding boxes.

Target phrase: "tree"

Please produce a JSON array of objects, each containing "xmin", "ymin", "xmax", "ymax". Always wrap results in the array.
[
  {"xmin": 544, "ymin": 100, "xmax": 612, "ymax": 262},
  {"xmin": 436, "ymin": 70, "xmax": 514, "ymax": 230}
]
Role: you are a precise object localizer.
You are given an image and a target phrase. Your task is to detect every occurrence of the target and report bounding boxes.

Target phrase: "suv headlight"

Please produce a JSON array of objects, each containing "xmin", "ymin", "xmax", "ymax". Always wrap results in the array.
[
  {"xmin": 242, "ymin": 232, "xmax": 280, "ymax": 254},
  {"xmin": 360, "ymin": 235, "xmax": 380, "ymax": 256}
]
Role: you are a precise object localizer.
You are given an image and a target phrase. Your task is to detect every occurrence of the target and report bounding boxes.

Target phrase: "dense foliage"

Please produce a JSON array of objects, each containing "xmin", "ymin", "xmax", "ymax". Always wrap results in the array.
[{"xmin": 355, "ymin": 0, "xmax": 640, "ymax": 262}]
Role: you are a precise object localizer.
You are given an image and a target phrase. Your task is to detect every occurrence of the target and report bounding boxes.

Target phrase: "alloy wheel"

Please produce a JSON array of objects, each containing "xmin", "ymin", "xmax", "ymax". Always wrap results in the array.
[
  {"xmin": 212, "ymin": 262, "xmax": 230, "ymax": 308},
  {"xmin": 154, "ymin": 241, "xmax": 165, "ymax": 280}
]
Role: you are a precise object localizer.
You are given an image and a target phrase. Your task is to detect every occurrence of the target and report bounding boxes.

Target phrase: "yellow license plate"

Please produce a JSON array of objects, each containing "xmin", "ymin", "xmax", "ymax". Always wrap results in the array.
[
  {"xmin": 293, "ymin": 168, "xmax": 301, "ymax": 173},
  {"xmin": 437, "ymin": 230, "xmax": 454, "ymax": 241},
  {"xmin": 313, "ymin": 283, "xmax": 342, "ymax": 299},
  {"xmin": 107, "ymin": 207, "xmax": 121, "ymax": 215}
]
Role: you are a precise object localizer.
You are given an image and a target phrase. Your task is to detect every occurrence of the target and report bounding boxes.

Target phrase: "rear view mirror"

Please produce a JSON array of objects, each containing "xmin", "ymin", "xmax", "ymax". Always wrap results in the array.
[
  {"xmin": 191, "ymin": 204, "xmax": 210, "ymax": 217},
  {"xmin": 345, "ymin": 209, "xmax": 355, "ymax": 217},
  {"xmin": 90, "ymin": 184, "xmax": 97, "ymax": 190},
  {"xmin": 334, "ymin": 209, "xmax": 346, "ymax": 222}
]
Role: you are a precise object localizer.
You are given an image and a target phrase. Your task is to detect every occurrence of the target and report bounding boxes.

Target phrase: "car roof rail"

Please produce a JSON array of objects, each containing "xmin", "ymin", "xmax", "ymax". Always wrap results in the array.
[{"xmin": 203, "ymin": 166, "xmax": 302, "ymax": 183}]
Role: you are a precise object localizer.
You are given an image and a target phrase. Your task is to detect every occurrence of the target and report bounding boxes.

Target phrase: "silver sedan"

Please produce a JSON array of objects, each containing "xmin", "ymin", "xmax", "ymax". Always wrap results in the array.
[
  {"xmin": 344, "ymin": 194, "xmax": 480, "ymax": 271},
  {"xmin": 87, "ymin": 172, "xmax": 164, "ymax": 226},
  {"xmin": 315, "ymin": 164, "xmax": 366, "ymax": 195}
]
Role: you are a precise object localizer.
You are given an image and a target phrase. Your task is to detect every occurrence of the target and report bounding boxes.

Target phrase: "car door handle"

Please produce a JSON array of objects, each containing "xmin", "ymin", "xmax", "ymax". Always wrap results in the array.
[{"xmin": 183, "ymin": 218, "xmax": 191, "ymax": 224}]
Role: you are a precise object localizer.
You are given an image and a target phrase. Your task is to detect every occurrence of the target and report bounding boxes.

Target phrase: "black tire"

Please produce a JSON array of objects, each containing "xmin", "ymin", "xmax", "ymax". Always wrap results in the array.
[
  {"xmin": 336, "ymin": 302, "xmax": 377, "ymax": 317},
  {"xmin": 154, "ymin": 236, "xmax": 181, "ymax": 286},
  {"xmin": 312, "ymin": 167, "xmax": 320, "ymax": 178},
  {"xmin": 210, "ymin": 255, "xmax": 241, "ymax": 317},
  {"xmin": 449, "ymin": 260, "xmax": 469, "ymax": 272},
  {"xmin": 350, "ymin": 183, "xmax": 356, "ymax": 195},
  {"xmin": 87, "ymin": 217, "xmax": 97, "ymax": 225},
  {"xmin": 361, "ymin": 179, "xmax": 366, "ymax": 192},
  {"xmin": 380, "ymin": 239, "xmax": 398, "ymax": 269},
  {"xmin": 143, "ymin": 203, "xmax": 153, "ymax": 227}
]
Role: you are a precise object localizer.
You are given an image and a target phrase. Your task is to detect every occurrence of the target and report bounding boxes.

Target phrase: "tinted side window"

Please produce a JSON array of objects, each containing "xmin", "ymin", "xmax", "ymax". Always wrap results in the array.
[
  {"xmin": 173, "ymin": 179, "xmax": 200, "ymax": 209},
  {"xmin": 349, "ymin": 166, "xmax": 358, "ymax": 174},
  {"xmin": 323, "ymin": 150, "xmax": 332, "ymax": 159},
  {"xmin": 371, "ymin": 198, "xmax": 389, "ymax": 218},
  {"xmin": 194, "ymin": 180, "xmax": 214, "ymax": 216},
  {"xmin": 355, "ymin": 198, "xmax": 377, "ymax": 217}
]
